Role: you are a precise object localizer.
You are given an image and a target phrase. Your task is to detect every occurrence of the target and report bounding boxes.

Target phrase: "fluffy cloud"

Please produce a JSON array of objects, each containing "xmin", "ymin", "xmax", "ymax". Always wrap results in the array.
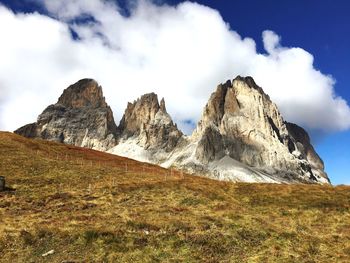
[{"xmin": 0, "ymin": 0, "xmax": 349, "ymax": 136}]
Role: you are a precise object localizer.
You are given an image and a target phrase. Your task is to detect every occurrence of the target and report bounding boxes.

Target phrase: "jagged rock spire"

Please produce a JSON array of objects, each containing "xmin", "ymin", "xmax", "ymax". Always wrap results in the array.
[
  {"xmin": 118, "ymin": 93, "xmax": 182, "ymax": 152},
  {"xmin": 160, "ymin": 98, "xmax": 167, "ymax": 112}
]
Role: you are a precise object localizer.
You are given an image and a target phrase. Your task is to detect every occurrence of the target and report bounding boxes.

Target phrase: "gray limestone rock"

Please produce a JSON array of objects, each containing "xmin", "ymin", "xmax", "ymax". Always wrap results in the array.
[
  {"xmin": 190, "ymin": 76, "xmax": 329, "ymax": 183},
  {"xmin": 118, "ymin": 93, "xmax": 183, "ymax": 152},
  {"xmin": 15, "ymin": 79, "xmax": 118, "ymax": 151}
]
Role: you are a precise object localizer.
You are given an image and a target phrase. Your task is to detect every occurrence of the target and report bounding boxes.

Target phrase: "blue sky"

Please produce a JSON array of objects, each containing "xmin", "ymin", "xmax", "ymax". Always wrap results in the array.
[{"xmin": 0, "ymin": 0, "xmax": 349, "ymax": 184}]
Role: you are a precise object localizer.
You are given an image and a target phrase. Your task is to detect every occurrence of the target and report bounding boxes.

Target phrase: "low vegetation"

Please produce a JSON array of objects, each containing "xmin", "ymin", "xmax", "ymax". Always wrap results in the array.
[{"xmin": 0, "ymin": 132, "xmax": 349, "ymax": 262}]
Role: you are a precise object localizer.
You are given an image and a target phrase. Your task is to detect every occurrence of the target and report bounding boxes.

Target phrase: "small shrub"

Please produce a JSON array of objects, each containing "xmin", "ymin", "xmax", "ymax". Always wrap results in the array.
[
  {"xmin": 20, "ymin": 230, "xmax": 35, "ymax": 246},
  {"xmin": 126, "ymin": 220, "xmax": 159, "ymax": 231},
  {"xmin": 180, "ymin": 197, "xmax": 203, "ymax": 206},
  {"xmin": 84, "ymin": 230, "xmax": 99, "ymax": 244}
]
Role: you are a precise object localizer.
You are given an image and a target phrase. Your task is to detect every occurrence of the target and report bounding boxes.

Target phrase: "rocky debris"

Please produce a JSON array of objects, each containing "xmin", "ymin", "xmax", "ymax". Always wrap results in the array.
[
  {"xmin": 15, "ymin": 79, "xmax": 118, "ymax": 151},
  {"xmin": 118, "ymin": 93, "xmax": 183, "ymax": 152}
]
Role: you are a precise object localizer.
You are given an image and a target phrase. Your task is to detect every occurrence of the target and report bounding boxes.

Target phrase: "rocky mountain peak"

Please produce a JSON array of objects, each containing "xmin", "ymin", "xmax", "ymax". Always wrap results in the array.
[
  {"xmin": 194, "ymin": 76, "xmax": 274, "ymax": 137},
  {"xmin": 233, "ymin": 76, "xmax": 269, "ymax": 97},
  {"xmin": 15, "ymin": 79, "xmax": 117, "ymax": 151},
  {"xmin": 190, "ymin": 75, "xmax": 329, "ymax": 183},
  {"xmin": 119, "ymin": 92, "xmax": 162, "ymax": 136},
  {"xmin": 116, "ymin": 93, "xmax": 182, "ymax": 152},
  {"xmin": 192, "ymin": 80, "xmax": 233, "ymax": 135},
  {"xmin": 194, "ymin": 75, "xmax": 278, "ymax": 136},
  {"xmin": 57, "ymin": 78, "xmax": 107, "ymax": 108}
]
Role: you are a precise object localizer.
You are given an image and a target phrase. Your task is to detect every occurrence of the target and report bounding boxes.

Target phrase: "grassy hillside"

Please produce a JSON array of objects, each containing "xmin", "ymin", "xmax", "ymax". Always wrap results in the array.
[{"xmin": 0, "ymin": 131, "xmax": 349, "ymax": 262}]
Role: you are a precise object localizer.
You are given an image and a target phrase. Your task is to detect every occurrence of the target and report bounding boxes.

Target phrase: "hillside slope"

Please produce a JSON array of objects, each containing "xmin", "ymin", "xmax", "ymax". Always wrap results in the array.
[{"xmin": 0, "ymin": 132, "xmax": 349, "ymax": 262}]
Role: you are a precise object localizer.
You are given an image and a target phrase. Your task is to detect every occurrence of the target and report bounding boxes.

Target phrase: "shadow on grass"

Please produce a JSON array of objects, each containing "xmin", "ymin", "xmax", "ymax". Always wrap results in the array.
[{"xmin": 1, "ymin": 186, "xmax": 16, "ymax": 193}]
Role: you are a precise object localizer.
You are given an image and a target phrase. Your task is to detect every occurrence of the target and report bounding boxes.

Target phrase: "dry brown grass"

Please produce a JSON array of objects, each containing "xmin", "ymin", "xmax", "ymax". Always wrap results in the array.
[{"xmin": 0, "ymin": 131, "xmax": 349, "ymax": 262}]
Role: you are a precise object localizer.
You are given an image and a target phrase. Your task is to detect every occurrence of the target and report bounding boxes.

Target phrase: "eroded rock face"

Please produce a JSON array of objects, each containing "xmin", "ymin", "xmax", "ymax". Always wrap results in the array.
[
  {"xmin": 118, "ymin": 93, "xmax": 183, "ymax": 152},
  {"xmin": 191, "ymin": 76, "xmax": 329, "ymax": 183},
  {"xmin": 15, "ymin": 79, "xmax": 118, "ymax": 151},
  {"xmin": 285, "ymin": 122, "xmax": 328, "ymax": 181},
  {"xmin": 57, "ymin": 79, "xmax": 108, "ymax": 108}
]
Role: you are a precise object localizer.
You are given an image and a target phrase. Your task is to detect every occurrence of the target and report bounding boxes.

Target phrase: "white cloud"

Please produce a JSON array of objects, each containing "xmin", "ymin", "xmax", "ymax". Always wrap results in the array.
[{"xmin": 0, "ymin": 0, "xmax": 349, "ymax": 136}]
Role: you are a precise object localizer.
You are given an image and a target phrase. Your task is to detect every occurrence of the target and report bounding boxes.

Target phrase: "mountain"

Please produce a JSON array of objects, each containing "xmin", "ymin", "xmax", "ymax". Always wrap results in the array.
[
  {"xmin": 15, "ymin": 79, "xmax": 118, "ymax": 151},
  {"xmin": 180, "ymin": 76, "xmax": 328, "ymax": 184},
  {"xmin": 15, "ymin": 77, "xmax": 329, "ymax": 184}
]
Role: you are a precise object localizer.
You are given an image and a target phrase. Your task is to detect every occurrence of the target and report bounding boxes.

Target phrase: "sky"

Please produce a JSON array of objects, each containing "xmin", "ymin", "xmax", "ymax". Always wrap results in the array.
[{"xmin": 0, "ymin": 0, "xmax": 349, "ymax": 185}]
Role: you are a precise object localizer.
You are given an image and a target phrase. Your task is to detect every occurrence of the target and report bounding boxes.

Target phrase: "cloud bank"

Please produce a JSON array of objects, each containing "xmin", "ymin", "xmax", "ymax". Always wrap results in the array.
[{"xmin": 0, "ymin": 0, "xmax": 349, "ymax": 136}]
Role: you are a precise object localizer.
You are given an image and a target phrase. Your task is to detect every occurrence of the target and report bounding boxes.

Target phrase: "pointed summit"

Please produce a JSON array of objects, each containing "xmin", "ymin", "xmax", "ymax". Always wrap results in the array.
[
  {"xmin": 15, "ymin": 79, "xmax": 118, "ymax": 151},
  {"xmin": 118, "ymin": 93, "xmax": 161, "ymax": 137},
  {"xmin": 190, "ymin": 75, "xmax": 329, "ymax": 183},
  {"xmin": 58, "ymin": 79, "xmax": 107, "ymax": 108},
  {"xmin": 233, "ymin": 75, "xmax": 268, "ymax": 96},
  {"xmin": 160, "ymin": 98, "xmax": 167, "ymax": 112},
  {"xmin": 117, "ymin": 93, "xmax": 182, "ymax": 152}
]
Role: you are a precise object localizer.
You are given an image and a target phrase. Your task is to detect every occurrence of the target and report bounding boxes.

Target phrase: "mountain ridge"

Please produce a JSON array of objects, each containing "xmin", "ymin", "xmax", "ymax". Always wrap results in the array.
[{"xmin": 14, "ymin": 76, "xmax": 330, "ymax": 184}]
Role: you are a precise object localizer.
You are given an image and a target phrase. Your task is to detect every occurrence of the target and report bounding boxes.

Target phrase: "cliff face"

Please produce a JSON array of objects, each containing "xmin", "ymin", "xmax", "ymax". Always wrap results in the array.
[
  {"xmin": 15, "ymin": 79, "xmax": 118, "ymax": 151},
  {"xmin": 285, "ymin": 122, "xmax": 327, "ymax": 180},
  {"xmin": 14, "ymin": 76, "xmax": 329, "ymax": 184}
]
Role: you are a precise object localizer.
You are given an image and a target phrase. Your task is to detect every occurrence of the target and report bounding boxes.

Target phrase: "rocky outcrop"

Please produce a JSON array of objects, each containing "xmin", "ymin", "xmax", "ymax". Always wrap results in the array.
[{"xmin": 15, "ymin": 79, "xmax": 118, "ymax": 151}]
